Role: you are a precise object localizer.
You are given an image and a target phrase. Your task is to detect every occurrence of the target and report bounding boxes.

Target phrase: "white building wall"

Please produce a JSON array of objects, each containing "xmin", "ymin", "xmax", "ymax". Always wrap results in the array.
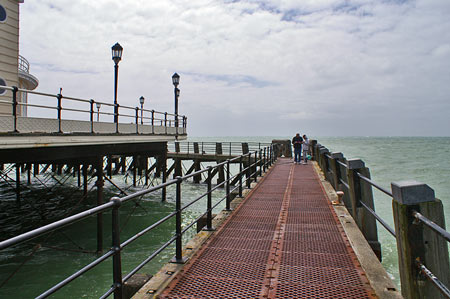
[{"xmin": 0, "ymin": 0, "xmax": 20, "ymax": 115}]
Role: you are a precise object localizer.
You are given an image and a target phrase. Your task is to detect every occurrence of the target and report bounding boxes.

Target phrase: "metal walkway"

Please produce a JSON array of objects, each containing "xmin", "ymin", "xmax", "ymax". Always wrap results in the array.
[{"xmin": 160, "ymin": 158, "xmax": 376, "ymax": 298}]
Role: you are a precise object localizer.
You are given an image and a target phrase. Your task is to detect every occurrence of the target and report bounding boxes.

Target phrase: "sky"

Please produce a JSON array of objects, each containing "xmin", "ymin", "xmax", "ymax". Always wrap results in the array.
[{"xmin": 18, "ymin": 0, "xmax": 450, "ymax": 137}]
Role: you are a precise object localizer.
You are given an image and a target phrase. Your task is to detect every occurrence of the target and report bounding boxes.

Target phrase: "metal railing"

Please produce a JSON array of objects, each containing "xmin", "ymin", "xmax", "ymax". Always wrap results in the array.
[
  {"xmin": 18, "ymin": 55, "xmax": 30, "ymax": 73},
  {"xmin": 168, "ymin": 141, "xmax": 272, "ymax": 156},
  {"xmin": 0, "ymin": 144, "xmax": 275, "ymax": 298},
  {"xmin": 0, "ymin": 86, "xmax": 187, "ymax": 135},
  {"xmin": 316, "ymin": 142, "xmax": 450, "ymax": 298}
]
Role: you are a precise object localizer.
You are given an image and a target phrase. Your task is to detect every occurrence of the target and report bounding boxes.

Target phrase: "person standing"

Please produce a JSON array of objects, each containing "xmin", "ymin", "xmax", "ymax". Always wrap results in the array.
[
  {"xmin": 302, "ymin": 134, "xmax": 309, "ymax": 164},
  {"xmin": 292, "ymin": 133, "xmax": 303, "ymax": 164}
]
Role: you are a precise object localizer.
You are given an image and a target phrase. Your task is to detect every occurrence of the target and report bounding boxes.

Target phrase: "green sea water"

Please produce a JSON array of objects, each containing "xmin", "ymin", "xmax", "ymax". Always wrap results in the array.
[{"xmin": 0, "ymin": 136, "xmax": 449, "ymax": 297}]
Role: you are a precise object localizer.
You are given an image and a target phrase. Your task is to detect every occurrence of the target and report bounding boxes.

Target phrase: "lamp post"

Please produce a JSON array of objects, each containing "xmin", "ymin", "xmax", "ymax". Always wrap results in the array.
[
  {"xmin": 139, "ymin": 96, "xmax": 145, "ymax": 125},
  {"xmin": 111, "ymin": 42, "xmax": 123, "ymax": 124},
  {"xmin": 96, "ymin": 102, "xmax": 101, "ymax": 122},
  {"xmin": 172, "ymin": 73, "xmax": 180, "ymax": 127}
]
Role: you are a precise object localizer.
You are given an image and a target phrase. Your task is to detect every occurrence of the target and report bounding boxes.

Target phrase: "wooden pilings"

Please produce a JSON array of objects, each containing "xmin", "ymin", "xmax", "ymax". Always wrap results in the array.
[
  {"xmin": 392, "ymin": 181, "xmax": 450, "ymax": 299},
  {"xmin": 313, "ymin": 140, "xmax": 450, "ymax": 298}
]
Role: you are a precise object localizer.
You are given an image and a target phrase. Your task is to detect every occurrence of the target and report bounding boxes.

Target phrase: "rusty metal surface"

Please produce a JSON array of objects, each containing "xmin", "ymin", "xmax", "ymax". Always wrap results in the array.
[{"xmin": 160, "ymin": 158, "xmax": 376, "ymax": 298}]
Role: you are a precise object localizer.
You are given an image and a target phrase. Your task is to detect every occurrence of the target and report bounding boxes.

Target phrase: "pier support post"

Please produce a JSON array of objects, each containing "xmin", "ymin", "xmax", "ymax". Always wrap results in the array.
[
  {"xmin": 132, "ymin": 156, "xmax": 137, "ymax": 187},
  {"xmin": 310, "ymin": 140, "xmax": 317, "ymax": 160},
  {"xmin": 318, "ymin": 147, "xmax": 329, "ymax": 177},
  {"xmin": 96, "ymin": 157, "xmax": 104, "ymax": 254},
  {"xmin": 193, "ymin": 160, "xmax": 201, "ymax": 183},
  {"xmin": 83, "ymin": 164, "xmax": 88, "ymax": 196},
  {"xmin": 329, "ymin": 152, "xmax": 344, "ymax": 191},
  {"xmin": 392, "ymin": 181, "xmax": 450, "ymax": 299},
  {"xmin": 347, "ymin": 159, "xmax": 381, "ymax": 260},
  {"xmin": 15, "ymin": 163, "xmax": 20, "ymax": 206},
  {"xmin": 174, "ymin": 158, "xmax": 182, "ymax": 179}
]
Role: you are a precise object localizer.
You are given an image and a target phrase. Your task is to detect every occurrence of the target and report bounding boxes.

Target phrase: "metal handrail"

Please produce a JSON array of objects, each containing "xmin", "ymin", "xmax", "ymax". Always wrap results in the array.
[
  {"xmin": 357, "ymin": 172, "xmax": 393, "ymax": 197},
  {"xmin": 1, "ymin": 85, "xmax": 187, "ymax": 134},
  {"xmin": 412, "ymin": 211, "xmax": 450, "ymax": 243},
  {"xmin": 0, "ymin": 144, "xmax": 275, "ymax": 298},
  {"xmin": 360, "ymin": 201, "xmax": 396, "ymax": 237},
  {"xmin": 416, "ymin": 259, "xmax": 450, "ymax": 298},
  {"xmin": 318, "ymin": 142, "xmax": 450, "ymax": 297}
]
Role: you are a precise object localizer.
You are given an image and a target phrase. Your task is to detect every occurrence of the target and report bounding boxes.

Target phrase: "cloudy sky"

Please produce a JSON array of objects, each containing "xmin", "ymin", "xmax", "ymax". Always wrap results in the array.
[{"xmin": 19, "ymin": 0, "xmax": 450, "ymax": 137}]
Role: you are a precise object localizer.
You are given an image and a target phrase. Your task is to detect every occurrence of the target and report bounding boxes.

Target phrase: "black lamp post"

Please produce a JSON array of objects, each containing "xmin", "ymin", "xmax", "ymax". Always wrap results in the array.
[
  {"xmin": 139, "ymin": 96, "xmax": 145, "ymax": 125},
  {"xmin": 172, "ymin": 73, "xmax": 180, "ymax": 127},
  {"xmin": 111, "ymin": 42, "xmax": 123, "ymax": 124}
]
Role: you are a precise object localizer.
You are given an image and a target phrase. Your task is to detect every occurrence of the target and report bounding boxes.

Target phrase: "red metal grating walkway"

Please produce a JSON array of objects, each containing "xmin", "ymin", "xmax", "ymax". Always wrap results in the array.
[{"xmin": 160, "ymin": 158, "xmax": 376, "ymax": 298}]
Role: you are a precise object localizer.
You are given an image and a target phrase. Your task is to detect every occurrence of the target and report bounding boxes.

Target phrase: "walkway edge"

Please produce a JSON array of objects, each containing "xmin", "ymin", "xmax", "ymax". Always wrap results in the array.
[
  {"xmin": 312, "ymin": 161, "xmax": 403, "ymax": 299},
  {"xmin": 132, "ymin": 164, "xmax": 276, "ymax": 299}
]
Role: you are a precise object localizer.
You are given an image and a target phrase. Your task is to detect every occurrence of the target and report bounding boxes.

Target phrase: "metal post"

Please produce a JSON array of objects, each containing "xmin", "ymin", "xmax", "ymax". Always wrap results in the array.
[
  {"xmin": 12, "ymin": 86, "xmax": 18, "ymax": 132},
  {"xmin": 162, "ymin": 154, "xmax": 167, "ymax": 202},
  {"xmin": 90, "ymin": 100, "xmax": 94, "ymax": 133},
  {"xmin": 263, "ymin": 147, "xmax": 266, "ymax": 172},
  {"xmin": 164, "ymin": 112, "xmax": 167, "ymax": 134},
  {"xmin": 246, "ymin": 152, "xmax": 251, "ymax": 189},
  {"xmin": 135, "ymin": 107, "xmax": 139, "ymax": 134},
  {"xmin": 96, "ymin": 158, "xmax": 104, "ymax": 254},
  {"xmin": 115, "ymin": 104, "xmax": 120, "ymax": 133},
  {"xmin": 151, "ymin": 110, "xmax": 155, "ymax": 134},
  {"xmin": 57, "ymin": 93, "xmax": 62, "ymax": 133},
  {"xmin": 172, "ymin": 177, "xmax": 186, "ymax": 263},
  {"xmin": 226, "ymin": 160, "xmax": 231, "ymax": 211},
  {"xmin": 254, "ymin": 151, "xmax": 258, "ymax": 183},
  {"xmin": 111, "ymin": 197, "xmax": 123, "ymax": 299},
  {"xmin": 239, "ymin": 156, "xmax": 243, "ymax": 197},
  {"xmin": 174, "ymin": 87, "xmax": 179, "ymax": 128},
  {"xmin": 114, "ymin": 63, "xmax": 119, "ymax": 124},
  {"xmin": 259, "ymin": 149, "xmax": 262, "ymax": 177},
  {"xmin": 205, "ymin": 167, "xmax": 214, "ymax": 231}
]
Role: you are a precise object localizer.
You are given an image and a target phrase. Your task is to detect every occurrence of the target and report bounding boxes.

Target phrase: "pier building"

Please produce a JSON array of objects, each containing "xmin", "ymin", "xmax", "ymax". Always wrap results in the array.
[{"xmin": 0, "ymin": 0, "xmax": 39, "ymax": 116}]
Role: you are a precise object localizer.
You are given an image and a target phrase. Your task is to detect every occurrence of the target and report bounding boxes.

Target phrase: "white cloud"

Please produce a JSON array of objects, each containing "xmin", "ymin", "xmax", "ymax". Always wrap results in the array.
[{"xmin": 17, "ymin": 0, "xmax": 450, "ymax": 136}]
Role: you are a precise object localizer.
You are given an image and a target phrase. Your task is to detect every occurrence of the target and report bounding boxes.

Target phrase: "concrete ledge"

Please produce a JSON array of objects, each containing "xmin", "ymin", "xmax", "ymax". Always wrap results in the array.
[
  {"xmin": 132, "ymin": 164, "xmax": 275, "ymax": 299},
  {"xmin": 312, "ymin": 161, "xmax": 403, "ymax": 299}
]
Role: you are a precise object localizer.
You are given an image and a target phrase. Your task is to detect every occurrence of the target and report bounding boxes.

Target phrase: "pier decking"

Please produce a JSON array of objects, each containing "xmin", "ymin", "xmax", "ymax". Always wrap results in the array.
[{"xmin": 156, "ymin": 158, "xmax": 377, "ymax": 298}]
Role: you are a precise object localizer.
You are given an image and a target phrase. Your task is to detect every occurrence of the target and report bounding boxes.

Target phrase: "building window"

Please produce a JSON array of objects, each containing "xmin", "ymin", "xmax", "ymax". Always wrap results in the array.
[
  {"xmin": 0, "ymin": 5, "xmax": 7, "ymax": 23},
  {"xmin": 0, "ymin": 78, "xmax": 7, "ymax": 95}
]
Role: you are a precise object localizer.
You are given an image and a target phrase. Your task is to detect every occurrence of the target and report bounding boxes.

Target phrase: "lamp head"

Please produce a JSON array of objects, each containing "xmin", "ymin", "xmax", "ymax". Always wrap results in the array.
[
  {"xmin": 172, "ymin": 73, "xmax": 180, "ymax": 87},
  {"xmin": 111, "ymin": 42, "xmax": 123, "ymax": 65}
]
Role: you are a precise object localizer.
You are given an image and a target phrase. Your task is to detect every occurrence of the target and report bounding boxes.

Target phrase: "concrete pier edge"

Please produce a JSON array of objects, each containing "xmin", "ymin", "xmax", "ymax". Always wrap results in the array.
[
  {"xmin": 132, "ymin": 164, "xmax": 276, "ymax": 299},
  {"xmin": 312, "ymin": 161, "xmax": 403, "ymax": 299}
]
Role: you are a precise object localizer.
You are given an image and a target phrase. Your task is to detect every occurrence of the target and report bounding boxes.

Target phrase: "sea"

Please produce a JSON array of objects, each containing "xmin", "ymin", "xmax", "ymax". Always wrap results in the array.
[{"xmin": 0, "ymin": 136, "xmax": 449, "ymax": 298}]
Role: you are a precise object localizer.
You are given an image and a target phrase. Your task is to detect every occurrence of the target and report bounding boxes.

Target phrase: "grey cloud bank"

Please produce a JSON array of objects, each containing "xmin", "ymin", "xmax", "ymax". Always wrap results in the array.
[{"xmin": 19, "ymin": 0, "xmax": 450, "ymax": 136}]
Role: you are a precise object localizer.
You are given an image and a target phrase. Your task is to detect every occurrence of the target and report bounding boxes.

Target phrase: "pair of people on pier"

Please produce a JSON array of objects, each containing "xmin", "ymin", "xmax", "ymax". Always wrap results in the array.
[{"xmin": 292, "ymin": 133, "xmax": 309, "ymax": 164}]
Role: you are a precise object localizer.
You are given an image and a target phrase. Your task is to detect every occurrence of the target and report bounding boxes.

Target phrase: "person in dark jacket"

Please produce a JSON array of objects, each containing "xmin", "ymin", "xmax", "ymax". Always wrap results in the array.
[{"xmin": 292, "ymin": 133, "xmax": 303, "ymax": 164}]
